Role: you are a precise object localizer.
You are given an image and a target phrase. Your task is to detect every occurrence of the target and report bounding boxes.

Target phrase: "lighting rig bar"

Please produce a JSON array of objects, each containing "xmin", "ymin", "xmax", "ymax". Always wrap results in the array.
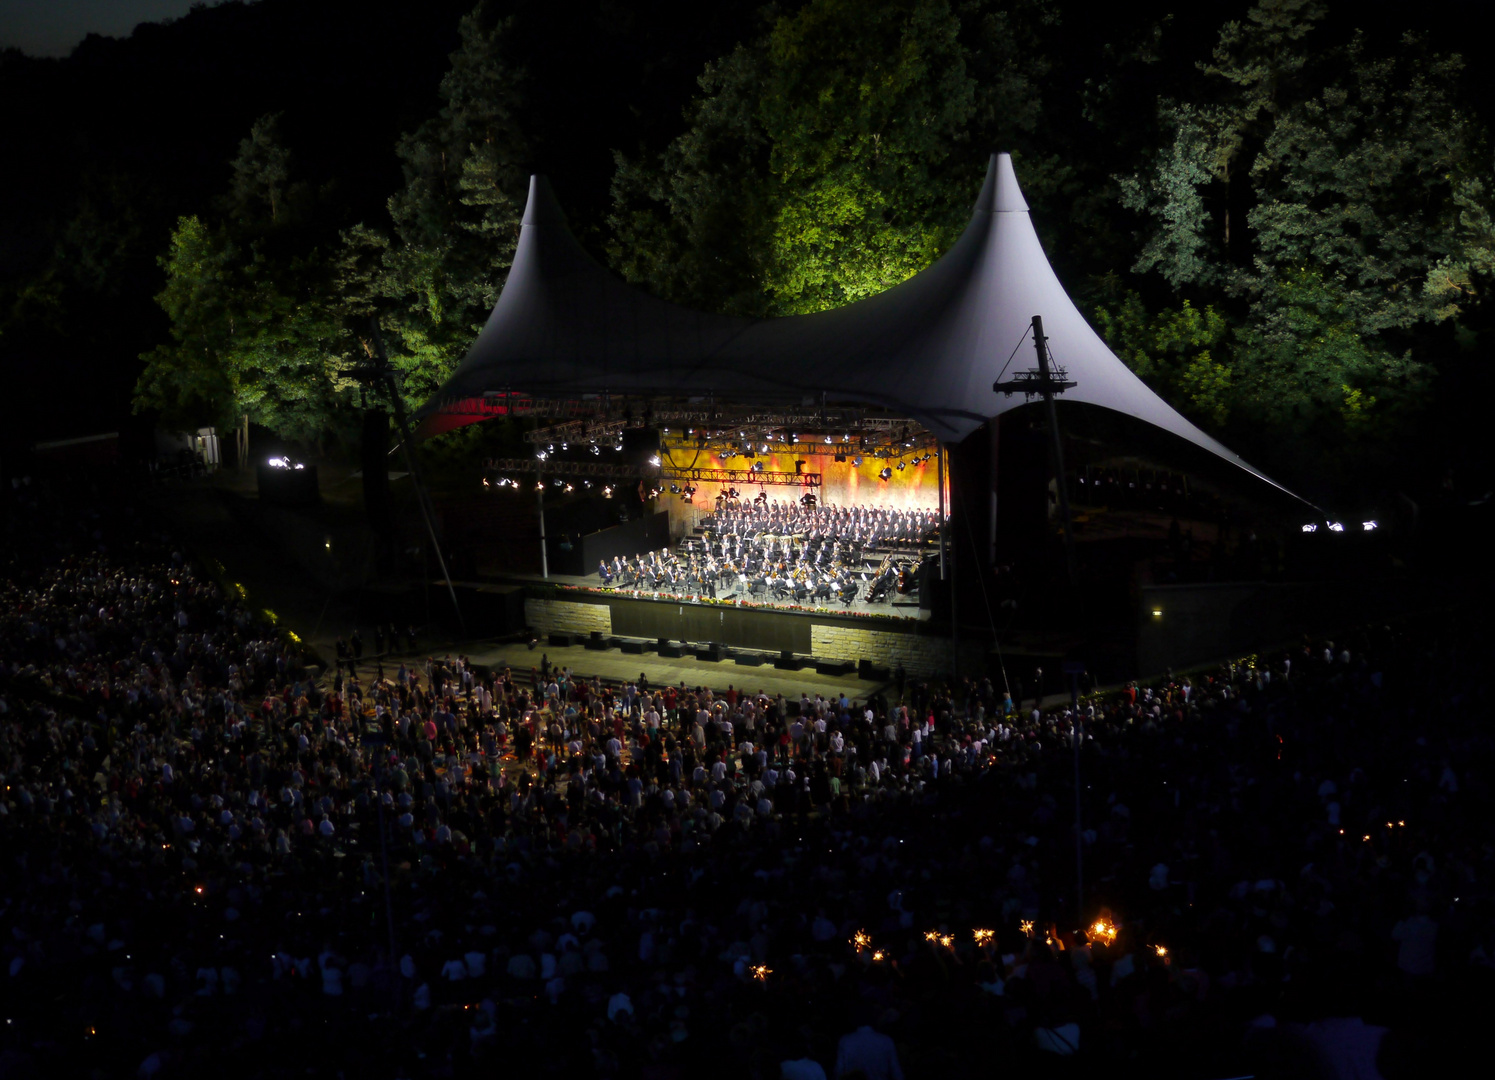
[
  {"xmin": 522, "ymin": 417, "xmax": 634, "ymax": 445},
  {"xmin": 663, "ymin": 467, "xmax": 821, "ymax": 488},
  {"xmin": 482, "ymin": 457, "xmax": 658, "ymax": 480},
  {"xmin": 672, "ymin": 436, "xmax": 937, "ymax": 461}
]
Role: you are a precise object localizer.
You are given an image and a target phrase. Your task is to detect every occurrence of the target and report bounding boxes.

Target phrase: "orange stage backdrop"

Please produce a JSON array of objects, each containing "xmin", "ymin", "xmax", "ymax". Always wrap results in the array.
[{"xmin": 662, "ymin": 447, "xmax": 946, "ymax": 513}]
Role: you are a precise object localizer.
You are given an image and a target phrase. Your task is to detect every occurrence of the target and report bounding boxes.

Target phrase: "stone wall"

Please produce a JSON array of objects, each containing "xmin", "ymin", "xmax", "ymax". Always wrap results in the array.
[
  {"xmin": 524, "ymin": 593, "xmax": 981, "ymax": 677},
  {"xmin": 525, "ymin": 597, "xmax": 612, "ymax": 637},
  {"xmin": 810, "ymin": 623, "xmax": 978, "ymax": 676}
]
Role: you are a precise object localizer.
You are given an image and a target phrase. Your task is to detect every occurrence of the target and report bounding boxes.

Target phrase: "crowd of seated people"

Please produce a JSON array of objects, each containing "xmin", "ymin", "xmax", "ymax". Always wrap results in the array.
[
  {"xmin": 597, "ymin": 500, "xmax": 938, "ymax": 605},
  {"xmin": 2, "ymin": 482, "xmax": 1489, "ymax": 1079}
]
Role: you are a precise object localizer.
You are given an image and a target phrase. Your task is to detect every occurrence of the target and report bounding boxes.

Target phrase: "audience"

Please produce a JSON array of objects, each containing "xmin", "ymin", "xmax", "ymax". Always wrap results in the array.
[{"xmin": 0, "ymin": 483, "xmax": 1486, "ymax": 1079}]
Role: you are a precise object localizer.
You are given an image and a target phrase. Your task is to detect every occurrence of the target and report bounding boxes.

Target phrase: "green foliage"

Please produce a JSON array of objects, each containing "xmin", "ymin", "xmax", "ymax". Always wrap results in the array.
[
  {"xmin": 1116, "ymin": 105, "xmax": 1222, "ymax": 291},
  {"xmin": 1093, "ymin": 293, "xmax": 1233, "ymax": 425},
  {"xmin": 134, "ymin": 118, "xmax": 359, "ymax": 439},
  {"xmin": 133, "ymin": 215, "xmax": 238, "ymax": 431},
  {"xmin": 1232, "ymin": 268, "xmax": 1422, "ymax": 435},
  {"xmin": 371, "ymin": 2, "xmax": 527, "ymax": 406},
  {"xmin": 1109, "ymin": 0, "xmax": 1492, "ymax": 460},
  {"xmin": 611, "ymin": 0, "xmax": 1049, "ymax": 316}
]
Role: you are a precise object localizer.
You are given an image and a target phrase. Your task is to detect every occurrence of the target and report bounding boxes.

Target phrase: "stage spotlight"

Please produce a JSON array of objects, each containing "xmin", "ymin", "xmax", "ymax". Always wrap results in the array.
[
  {"xmin": 1301, "ymin": 523, "xmax": 1318, "ymax": 533},
  {"xmin": 896, "ymin": 461, "xmax": 906, "ymax": 471},
  {"xmin": 648, "ymin": 455, "xmax": 661, "ymax": 466},
  {"xmin": 824, "ymin": 435, "xmax": 833, "ymax": 444},
  {"xmin": 1327, "ymin": 522, "xmax": 1345, "ymax": 532},
  {"xmin": 1362, "ymin": 520, "xmax": 1378, "ymax": 531},
  {"xmin": 547, "ymin": 443, "xmax": 555, "ymax": 452},
  {"xmin": 879, "ymin": 467, "xmax": 892, "ymax": 481},
  {"xmin": 852, "ymin": 456, "xmax": 862, "ymax": 467},
  {"xmin": 669, "ymin": 483, "xmax": 681, "ymax": 494},
  {"xmin": 752, "ymin": 461, "xmax": 764, "ymax": 472},
  {"xmin": 535, "ymin": 451, "xmax": 548, "ymax": 461}
]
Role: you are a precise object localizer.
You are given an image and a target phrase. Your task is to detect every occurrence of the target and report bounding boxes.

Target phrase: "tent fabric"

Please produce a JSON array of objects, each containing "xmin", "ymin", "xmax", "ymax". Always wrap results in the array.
[{"xmin": 419, "ymin": 153, "xmax": 1295, "ymax": 500}]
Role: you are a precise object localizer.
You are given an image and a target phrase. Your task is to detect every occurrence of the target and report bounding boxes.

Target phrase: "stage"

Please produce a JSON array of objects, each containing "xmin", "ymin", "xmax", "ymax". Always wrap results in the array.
[{"xmin": 500, "ymin": 575, "xmax": 968, "ymax": 679}]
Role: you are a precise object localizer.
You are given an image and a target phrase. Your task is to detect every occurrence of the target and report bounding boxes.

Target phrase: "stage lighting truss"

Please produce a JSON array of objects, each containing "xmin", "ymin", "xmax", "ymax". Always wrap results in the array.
[
  {"xmin": 483, "ymin": 456, "xmax": 661, "ymax": 487},
  {"xmin": 664, "ymin": 427, "xmax": 936, "ymax": 463},
  {"xmin": 664, "ymin": 467, "xmax": 823, "ymax": 489},
  {"xmin": 520, "ymin": 403, "xmax": 938, "ymax": 460}
]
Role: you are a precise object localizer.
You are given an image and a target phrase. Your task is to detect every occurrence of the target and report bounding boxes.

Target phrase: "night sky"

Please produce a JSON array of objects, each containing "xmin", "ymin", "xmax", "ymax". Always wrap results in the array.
[{"xmin": 0, "ymin": 0, "xmax": 217, "ymax": 57}]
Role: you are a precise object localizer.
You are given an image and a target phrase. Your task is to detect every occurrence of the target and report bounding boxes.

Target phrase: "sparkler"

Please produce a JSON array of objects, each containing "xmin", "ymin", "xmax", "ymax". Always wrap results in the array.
[
  {"xmin": 1089, "ymin": 918, "xmax": 1118, "ymax": 947},
  {"xmin": 751, "ymin": 965, "xmax": 771, "ymax": 982},
  {"xmin": 872, "ymin": 951, "xmax": 886, "ymax": 962},
  {"xmin": 939, "ymin": 935, "xmax": 954, "ymax": 949},
  {"xmin": 1020, "ymin": 919, "xmax": 1035, "ymax": 938},
  {"xmin": 924, "ymin": 931, "xmax": 939, "ymax": 943},
  {"xmin": 973, "ymin": 929, "xmax": 994, "ymax": 946},
  {"xmin": 1154, "ymin": 945, "xmax": 1168, "ymax": 958},
  {"xmin": 852, "ymin": 930, "xmax": 871, "ymax": 952}
]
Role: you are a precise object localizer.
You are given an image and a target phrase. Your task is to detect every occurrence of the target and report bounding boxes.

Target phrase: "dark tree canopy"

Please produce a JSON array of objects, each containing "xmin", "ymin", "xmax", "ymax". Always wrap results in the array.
[{"xmin": 0, "ymin": 0, "xmax": 1491, "ymax": 497}]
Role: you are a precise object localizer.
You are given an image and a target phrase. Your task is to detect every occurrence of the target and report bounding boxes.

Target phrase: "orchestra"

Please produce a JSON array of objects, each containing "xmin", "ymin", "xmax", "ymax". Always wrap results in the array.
[{"xmin": 595, "ymin": 499, "xmax": 939, "ymax": 606}]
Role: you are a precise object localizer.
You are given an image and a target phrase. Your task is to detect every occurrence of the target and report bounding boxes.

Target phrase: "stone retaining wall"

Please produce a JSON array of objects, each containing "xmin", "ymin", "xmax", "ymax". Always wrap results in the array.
[
  {"xmin": 523, "ymin": 594, "xmax": 977, "ymax": 677},
  {"xmin": 524, "ymin": 597, "xmax": 612, "ymax": 637},
  {"xmin": 810, "ymin": 623, "xmax": 977, "ymax": 676}
]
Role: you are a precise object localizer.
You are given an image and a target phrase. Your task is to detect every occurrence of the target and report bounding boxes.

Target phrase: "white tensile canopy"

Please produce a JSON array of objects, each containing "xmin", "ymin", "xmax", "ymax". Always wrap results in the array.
[{"xmin": 419, "ymin": 153, "xmax": 1294, "ymax": 500}]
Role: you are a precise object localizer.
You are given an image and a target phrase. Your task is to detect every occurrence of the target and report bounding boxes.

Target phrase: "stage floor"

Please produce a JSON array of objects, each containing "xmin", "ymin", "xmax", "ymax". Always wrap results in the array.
[{"xmin": 531, "ymin": 571, "xmax": 930, "ymax": 620}]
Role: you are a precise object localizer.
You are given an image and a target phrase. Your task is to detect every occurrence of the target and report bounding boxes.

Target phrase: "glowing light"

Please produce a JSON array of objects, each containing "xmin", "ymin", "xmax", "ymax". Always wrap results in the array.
[
  {"xmin": 1019, "ymin": 920, "xmax": 1034, "ymax": 937},
  {"xmin": 938, "ymin": 935, "xmax": 954, "ymax": 949},
  {"xmin": 195, "ymin": 886, "xmax": 204, "ymax": 894},
  {"xmin": 871, "ymin": 950, "xmax": 886, "ymax": 962},
  {"xmin": 1301, "ymin": 523, "xmax": 1318, "ymax": 533},
  {"xmin": 1154, "ymin": 945, "xmax": 1168, "ymax": 958},
  {"xmin": 1327, "ymin": 522, "xmax": 1345, "ymax": 532},
  {"xmin": 648, "ymin": 455, "xmax": 661, "ymax": 466},
  {"xmin": 1363, "ymin": 520, "xmax": 1378, "ymax": 531},
  {"xmin": 751, "ymin": 965, "xmax": 771, "ymax": 982},
  {"xmin": 1088, "ymin": 918, "xmax": 1118, "ymax": 947},
  {"xmin": 973, "ymin": 929, "xmax": 994, "ymax": 946},
  {"xmin": 924, "ymin": 931, "xmax": 939, "ymax": 943},
  {"xmin": 852, "ymin": 930, "xmax": 871, "ymax": 952}
]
